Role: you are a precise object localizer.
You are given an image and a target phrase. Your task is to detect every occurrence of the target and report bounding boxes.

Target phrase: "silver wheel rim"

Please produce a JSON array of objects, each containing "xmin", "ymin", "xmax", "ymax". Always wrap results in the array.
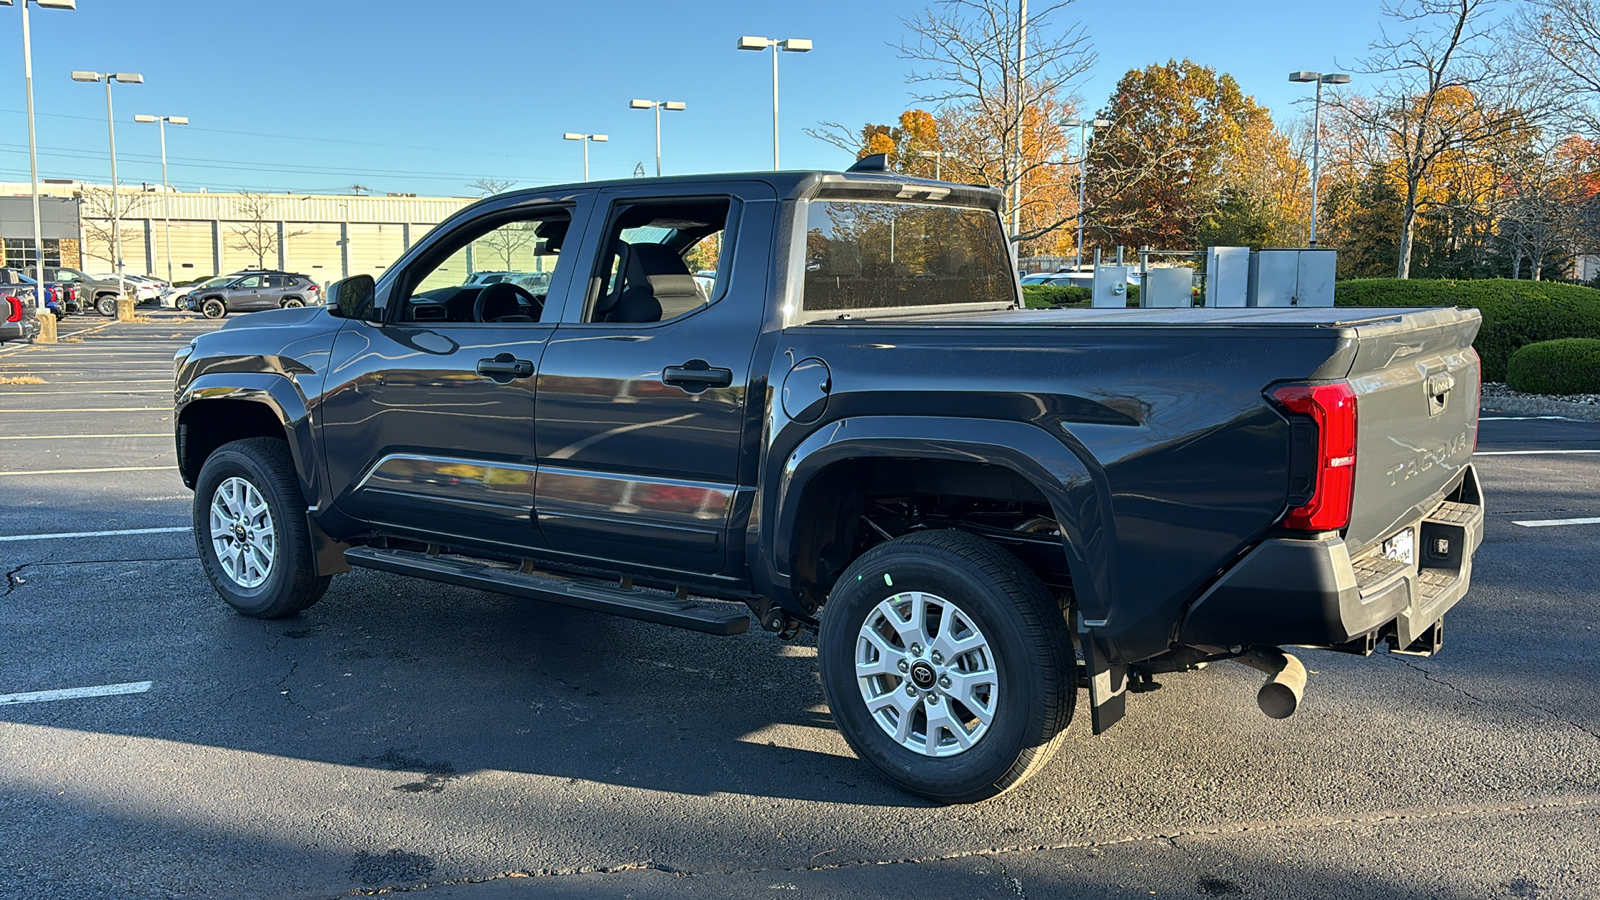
[
  {"xmin": 204, "ymin": 303, "xmax": 222, "ymax": 318},
  {"xmin": 855, "ymin": 590, "xmax": 1000, "ymax": 757},
  {"xmin": 208, "ymin": 476, "xmax": 276, "ymax": 588}
]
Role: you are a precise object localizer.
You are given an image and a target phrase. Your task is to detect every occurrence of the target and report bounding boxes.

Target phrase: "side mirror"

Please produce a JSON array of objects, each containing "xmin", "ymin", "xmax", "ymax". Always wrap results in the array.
[{"xmin": 327, "ymin": 274, "xmax": 378, "ymax": 321}]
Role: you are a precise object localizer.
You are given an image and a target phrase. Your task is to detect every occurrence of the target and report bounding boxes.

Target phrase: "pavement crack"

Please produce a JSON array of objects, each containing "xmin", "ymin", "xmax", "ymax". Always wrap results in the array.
[
  {"xmin": 1393, "ymin": 656, "xmax": 1487, "ymax": 704},
  {"xmin": 3, "ymin": 562, "xmax": 32, "ymax": 597},
  {"xmin": 1523, "ymin": 700, "xmax": 1600, "ymax": 742}
]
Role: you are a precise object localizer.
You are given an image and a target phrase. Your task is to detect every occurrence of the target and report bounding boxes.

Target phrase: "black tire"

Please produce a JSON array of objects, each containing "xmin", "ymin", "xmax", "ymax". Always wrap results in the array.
[
  {"xmin": 281, "ymin": 297, "xmax": 304, "ymax": 308},
  {"xmin": 95, "ymin": 294, "xmax": 117, "ymax": 317},
  {"xmin": 818, "ymin": 529, "xmax": 1074, "ymax": 803},
  {"xmin": 193, "ymin": 437, "xmax": 331, "ymax": 618},
  {"xmin": 201, "ymin": 298, "xmax": 226, "ymax": 319}
]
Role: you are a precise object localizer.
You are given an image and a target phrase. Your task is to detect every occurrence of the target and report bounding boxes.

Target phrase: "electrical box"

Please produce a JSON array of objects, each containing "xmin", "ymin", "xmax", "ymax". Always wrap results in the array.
[
  {"xmin": 1142, "ymin": 266, "xmax": 1193, "ymax": 308},
  {"xmin": 1248, "ymin": 249, "xmax": 1337, "ymax": 307},
  {"xmin": 1091, "ymin": 265, "xmax": 1130, "ymax": 308},
  {"xmin": 1204, "ymin": 246, "xmax": 1250, "ymax": 307}
]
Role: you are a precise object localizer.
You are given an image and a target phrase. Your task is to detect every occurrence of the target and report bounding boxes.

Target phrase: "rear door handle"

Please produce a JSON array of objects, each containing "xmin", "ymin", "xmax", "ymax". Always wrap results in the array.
[
  {"xmin": 663, "ymin": 360, "xmax": 733, "ymax": 393},
  {"xmin": 477, "ymin": 353, "xmax": 535, "ymax": 383}
]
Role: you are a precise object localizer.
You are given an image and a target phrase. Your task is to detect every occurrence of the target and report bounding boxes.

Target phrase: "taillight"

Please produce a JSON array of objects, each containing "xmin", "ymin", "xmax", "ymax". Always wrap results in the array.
[
  {"xmin": 4, "ymin": 296, "xmax": 21, "ymax": 323},
  {"xmin": 1270, "ymin": 381, "xmax": 1357, "ymax": 532}
]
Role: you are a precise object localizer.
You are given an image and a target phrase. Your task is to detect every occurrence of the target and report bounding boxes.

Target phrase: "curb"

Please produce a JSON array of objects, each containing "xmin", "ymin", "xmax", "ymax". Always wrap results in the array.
[{"xmin": 1481, "ymin": 395, "xmax": 1600, "ymax": 421}]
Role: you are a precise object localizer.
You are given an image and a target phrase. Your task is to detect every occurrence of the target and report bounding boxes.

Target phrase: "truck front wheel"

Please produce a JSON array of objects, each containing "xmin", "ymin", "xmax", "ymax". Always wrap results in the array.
[
  {"xmin": 193, "ymin": 437, "xmax": 331, "ymax": 618},
  {"xmin": 818, "ymin": 529, "xmax": 1074, "ymax": 803}
]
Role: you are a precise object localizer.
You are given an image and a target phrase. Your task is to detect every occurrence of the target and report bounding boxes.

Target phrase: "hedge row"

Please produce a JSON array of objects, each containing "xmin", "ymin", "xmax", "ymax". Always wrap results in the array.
[
  {"xmin": 1334, "ymin": 278, "xmax": 1600, "ymax": 381},
  {"xmin": 1021, "ymin": 283, "xmax": 1140, "ymax": 308},
  {"xmin": 1505, "ymin": 338, "xmax": 1600, "ymax": 395}
]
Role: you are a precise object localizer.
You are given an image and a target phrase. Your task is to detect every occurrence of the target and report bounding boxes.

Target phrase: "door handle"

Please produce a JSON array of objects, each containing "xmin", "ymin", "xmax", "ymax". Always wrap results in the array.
[
  {"xmin": 663, "ymin": 360, "xmax": 734, "ymax": 393},
  {"xmin": 477, "ymin": 353, "xmax": 535, "ymax": 383}
]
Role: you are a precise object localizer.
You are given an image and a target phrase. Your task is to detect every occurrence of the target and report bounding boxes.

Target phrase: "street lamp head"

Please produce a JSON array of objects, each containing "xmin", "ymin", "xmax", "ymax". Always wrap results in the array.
[
  {"xmin": 0, "ymin": 1, "xmax": 81, "ymax": 7},
  {"xmin": 1289, "ymin": 71, "xmax": 1321, "ymax": 83},
  {"xmin": 663, "ymin": 101, "xmax": 686, "ymax": 111},
  {"xmin": 1093, "ymin": 118, "xmax": 1111, "ymax": 128},
  {"xmin": 563, "ymin": 133, "xmax": 584, "ymax": 141},
  {"xmin": 111, "ymin": 72, "xmax": 143, "ymax": 83},
  {"xmin": 169, "ymin": 116, "xmax": 188, "ymax": 125},
  {"xmin": 916, "ymin": 150, "xmax": 942, "ymax": 158},
  {"xmin": 737, "ymin": 35, "xmax": 771, "ymax": 51},
  {"xmin": 630, "ymin": 99, "xmax": 653, "ymax": 109},
  {"xmin": 590, "ymin": 134, "xmax": 608, "ymax": 142},
  {"xmin": 1060, "ymin": 118, "xmax": 1082, "ymax": 128},
  {"xmin": 133, "ymin": 114, "xmax": 157, "ymax": 123},
  {"xmin": 70, "ymin": 70, "xmax": 101, "ymax": 82},
  {"xmin": 1321, "ymin": 73, "xmax": 1352, "ymax": 85},
  {"xmin": 780, "ymin": 38, "xmax": 812, "ymax": 52}
]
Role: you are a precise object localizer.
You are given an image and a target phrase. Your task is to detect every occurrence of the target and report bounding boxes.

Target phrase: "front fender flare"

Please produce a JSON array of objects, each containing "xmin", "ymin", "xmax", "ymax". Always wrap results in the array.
[
  {"xmin": 175, "ymin": 373, "xmax": 321, "ymax": 504},
  {"xmin": 756, "ymin": 416, "xmax": 1115, "ymax": 621}
]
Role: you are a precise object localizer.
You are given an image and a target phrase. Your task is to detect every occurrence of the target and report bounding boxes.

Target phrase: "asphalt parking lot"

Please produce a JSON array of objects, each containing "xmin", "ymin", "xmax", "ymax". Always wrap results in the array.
[{"xmin": 2, "ymin": 310, "xmax": 1598, "ymax": 900}]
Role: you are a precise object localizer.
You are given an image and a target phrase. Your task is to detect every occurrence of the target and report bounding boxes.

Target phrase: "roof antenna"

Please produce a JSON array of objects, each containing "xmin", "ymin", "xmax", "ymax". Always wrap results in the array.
[{"xmin": 846, "ymin": 153, "xmax": 890, "ymax": 173}]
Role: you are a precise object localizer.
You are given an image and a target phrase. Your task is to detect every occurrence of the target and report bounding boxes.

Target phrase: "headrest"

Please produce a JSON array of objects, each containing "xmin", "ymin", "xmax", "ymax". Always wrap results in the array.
[{"xmin": 626, "ymin": 243, "xmax": 699, "ymax": 300}]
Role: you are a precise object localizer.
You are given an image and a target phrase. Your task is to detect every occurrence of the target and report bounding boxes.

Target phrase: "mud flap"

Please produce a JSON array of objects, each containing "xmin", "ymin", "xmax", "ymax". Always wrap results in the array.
[{"xmin": 1079, "ymin": 613, "xmax": 1127, "ymax": 735}]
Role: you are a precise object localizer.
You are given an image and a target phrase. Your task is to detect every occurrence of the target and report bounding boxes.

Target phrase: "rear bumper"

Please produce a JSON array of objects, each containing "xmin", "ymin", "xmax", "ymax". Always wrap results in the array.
[
  {"xmin": 1179, "ymin": 466, "xmax": 1484, "ymax": 650},
  {"xmin": 0, "ymin": 316, "xmax": 41, "ymax": 343}
]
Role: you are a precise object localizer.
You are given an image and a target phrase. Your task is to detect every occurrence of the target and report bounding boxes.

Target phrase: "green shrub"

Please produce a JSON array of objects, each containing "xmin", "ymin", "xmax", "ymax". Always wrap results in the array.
[
  {"xmin": 1335, "ymin": 278, "xmax": 1600, "ymax": 381},
  {"xmin": 1022, "ymin": 284, "xmax": 1090, "ymax": 308},
  {"xmin": 1505, "ymin": 338, "xmax": 1600, "ymax": 395}
]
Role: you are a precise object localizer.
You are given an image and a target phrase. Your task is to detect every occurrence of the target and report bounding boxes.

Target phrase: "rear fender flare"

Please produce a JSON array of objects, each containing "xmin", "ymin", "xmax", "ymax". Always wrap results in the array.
[{"xmin": 758, "ymin": 416, "xmax": 1115, "ymax": 620}]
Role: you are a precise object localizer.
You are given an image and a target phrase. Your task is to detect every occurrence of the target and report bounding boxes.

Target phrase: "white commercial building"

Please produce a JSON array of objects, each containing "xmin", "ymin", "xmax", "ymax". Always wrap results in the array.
[{"xmin": 1, "ymin": 181, "xmax": 477, "ymax": 285}]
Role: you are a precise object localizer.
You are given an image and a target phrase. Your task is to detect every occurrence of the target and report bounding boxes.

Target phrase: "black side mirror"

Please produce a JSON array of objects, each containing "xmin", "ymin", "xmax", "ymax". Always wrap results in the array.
[{"xmin": 327, "ymin": 274, "xmax": 377, "ymax": 321}]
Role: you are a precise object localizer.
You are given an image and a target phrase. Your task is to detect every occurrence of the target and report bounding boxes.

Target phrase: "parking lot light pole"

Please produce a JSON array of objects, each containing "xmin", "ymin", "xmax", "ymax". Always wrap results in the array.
[
  {"xmin": 134, "ymin": 114, "xmax": 187, "ymax": 284},
  {"xmin": 1060, "ymin": 117, "xmax": 1110, "ymax": 272},
  {"xmin": 629, "ymin": 99, "xmax": 686, "ymax": 177},
  {"xmin": 915, "ymin": 150, "xmax": 948, "ymax": 180},
  {"xmin": 3, "ymin": 0, "xmax": 77, "ymax": 310},
  {"xmin": 562, "ymin": 133, "xmax": 608, "ymax": 182},
  {"xmin": 737, "ymin": 36, "xmax": 812, "ymax": 170},
  {"xmin": 73, "ymin": 70, "xmax": 142, "ymax": 308},
  {"xmin": 1289, "ymin": 71, "xmax": 1350, "ymax": 247}
]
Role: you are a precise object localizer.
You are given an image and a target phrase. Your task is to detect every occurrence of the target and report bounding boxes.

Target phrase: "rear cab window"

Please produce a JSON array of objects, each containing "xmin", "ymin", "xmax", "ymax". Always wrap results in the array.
[{"xmin": 800, "ymin": 200, "xmax": 1016, "ymax": 320}]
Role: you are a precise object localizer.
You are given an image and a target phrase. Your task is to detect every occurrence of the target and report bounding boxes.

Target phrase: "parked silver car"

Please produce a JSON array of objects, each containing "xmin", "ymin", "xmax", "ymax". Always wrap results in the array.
[{"xmin": 182, "ymin": 271, "xmax": 323, "ymax": 318}]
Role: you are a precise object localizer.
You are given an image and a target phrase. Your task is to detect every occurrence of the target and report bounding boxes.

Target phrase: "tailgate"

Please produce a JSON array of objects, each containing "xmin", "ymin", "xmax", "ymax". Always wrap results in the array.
[{"xmin": 1343, "ymin": 307, "xmax": 1482, "ymax": 553}]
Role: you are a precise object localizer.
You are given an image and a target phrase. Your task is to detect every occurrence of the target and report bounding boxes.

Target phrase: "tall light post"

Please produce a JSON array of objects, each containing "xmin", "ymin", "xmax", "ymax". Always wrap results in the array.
[
  {"xmin": 562, "ymin": 133, "xmax": 608, "ymax": 181},
  {"xmin": 915, "ymin": 150, "xmax": 948, "ymax": 180},
  {"xmin": 134, "ymin": 114, "xmax": 188, "ymax": 283},
  {"xmin": 1060, "ymin": 117, "xmax": 1110, "ymax": 272},
  {"xmin": 736, "ymin": 36, "xmax": 812, "ymax": 170},
  {"xmin": 3, "ymin": 0, "xmax": 77, "ymax": 310},
  {"xmin": 629, "ymin": 99, "xmax": 686, "ymax": 177},
  {"xmin": 72, "ymin": 70, "xmax": 142, "ymax": 308},
  {"xmin": 1289, "ymin": 71, "xmax": 1350, "ymax": 247},
  {"xmin": 1011, "ymin": 0, "xmax": 1026, "ymax": 264}
]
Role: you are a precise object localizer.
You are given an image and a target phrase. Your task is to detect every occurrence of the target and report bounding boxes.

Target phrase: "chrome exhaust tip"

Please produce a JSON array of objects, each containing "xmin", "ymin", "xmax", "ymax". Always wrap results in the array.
[{"xmin": 1235, "ymin": 647, "xmax": 1307, "ymax": 719}]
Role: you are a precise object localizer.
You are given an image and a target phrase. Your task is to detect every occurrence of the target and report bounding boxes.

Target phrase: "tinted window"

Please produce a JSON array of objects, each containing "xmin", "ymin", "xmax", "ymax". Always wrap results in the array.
[
  {"xmin": 584, "ymin": 198, "xmax": 731, "ymax": 324},
  {"xmin": 235, "ymin": 275, "xmax": 262, "ymax": 289},
  {"xmin": 802, "ymin": 201, "xmax": 1013, "ymax": 312}
]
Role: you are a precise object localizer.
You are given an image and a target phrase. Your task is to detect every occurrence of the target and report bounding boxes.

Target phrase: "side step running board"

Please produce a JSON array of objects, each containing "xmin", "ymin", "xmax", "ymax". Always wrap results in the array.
[{"xmin": 344, "ymin": 547, "xmax": 750, "ymax": 636}]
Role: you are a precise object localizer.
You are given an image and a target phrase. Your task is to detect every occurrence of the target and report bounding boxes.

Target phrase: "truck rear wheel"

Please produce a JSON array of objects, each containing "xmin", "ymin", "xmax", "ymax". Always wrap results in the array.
[
  {"xmin": 818, "ymin": 529, "xmax": 1074, "ymax": 803},
  {"xmin": 193, "ymin": 437, "xmax": 331, "ymax": 618}
]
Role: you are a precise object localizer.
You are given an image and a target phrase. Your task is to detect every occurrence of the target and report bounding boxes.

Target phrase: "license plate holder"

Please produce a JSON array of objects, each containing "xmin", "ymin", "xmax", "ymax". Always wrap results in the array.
[{"xmin": 1383, "ymin": 527, "xmax": 1415, "ymax": 567}]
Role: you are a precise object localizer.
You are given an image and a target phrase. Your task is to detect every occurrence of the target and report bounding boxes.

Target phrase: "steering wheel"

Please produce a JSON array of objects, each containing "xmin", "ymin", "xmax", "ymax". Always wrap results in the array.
[{"xmin": 472, "ymin": 282, "xmax": 544, "ymax": 323}]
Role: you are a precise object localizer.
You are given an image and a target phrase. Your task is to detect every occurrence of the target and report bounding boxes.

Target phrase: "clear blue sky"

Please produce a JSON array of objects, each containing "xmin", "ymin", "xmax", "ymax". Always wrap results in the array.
[{"xmin": 0, "ymin": 0, "xmax": 1393, "ymax": 197}]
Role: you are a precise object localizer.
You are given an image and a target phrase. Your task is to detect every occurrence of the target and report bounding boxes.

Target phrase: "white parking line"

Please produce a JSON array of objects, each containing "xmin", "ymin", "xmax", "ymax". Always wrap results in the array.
[
  {"xmin": 1513, "ymin": 516, "xmax": 1600, "ymax": 528},
  {"xmin": 0, "ymin": 465, "xmax": 175, "ymax": 477},
  {"xmin": 11, "ymin": 389, "xmax": 170, "ymax": 395},
  {"xmin": 0, "ymin": 526, "xmax": 190, "ymax": 542},
  {"xmin": 0, "ymin": 433, "xmax": 169, "ymax": 440},
  {"xmin": 1480, "ymin": 416, "xmax": 1574, "ymax": 421},
  {"xmin": 0, "ymin": 407, "xmax": 169, "ymax": 413},
  {"xmin": 1475, "ymin": 449, "xmax": 1600, "ymax": 456},
  {"xmin": 0, "ymin": 681, "xmax": 153, "ymax": 706}
]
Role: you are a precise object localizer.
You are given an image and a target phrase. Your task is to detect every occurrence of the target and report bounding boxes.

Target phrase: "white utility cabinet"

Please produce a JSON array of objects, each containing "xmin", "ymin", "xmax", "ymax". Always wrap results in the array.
[
  {"xmin": 1091, "ymin": 265, "xmax": 1131, "ymax": 308},
  {"xmin": 1142, "ymin": 266, "xmax": 1194, "ymax": 308},
  {"xmin": 1204, "ymin": 246, "xmax": 1250, "ymax": 307},
  {"xmin": 1248, "ymin": 249, "xmax": 1337, "ymax": 307}
]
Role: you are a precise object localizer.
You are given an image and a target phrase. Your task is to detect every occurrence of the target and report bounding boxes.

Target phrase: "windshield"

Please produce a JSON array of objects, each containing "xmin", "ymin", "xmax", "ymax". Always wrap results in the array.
[{"xmin": 802, "ymin": 200, "xmax": 1014, "ymax": 314}]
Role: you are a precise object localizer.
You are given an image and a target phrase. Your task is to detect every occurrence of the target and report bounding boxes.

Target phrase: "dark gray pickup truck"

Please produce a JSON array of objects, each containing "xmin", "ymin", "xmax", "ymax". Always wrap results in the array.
[{"xmin": 173, "ymin": 164, "xmax": 1484, "ymax": 802}]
